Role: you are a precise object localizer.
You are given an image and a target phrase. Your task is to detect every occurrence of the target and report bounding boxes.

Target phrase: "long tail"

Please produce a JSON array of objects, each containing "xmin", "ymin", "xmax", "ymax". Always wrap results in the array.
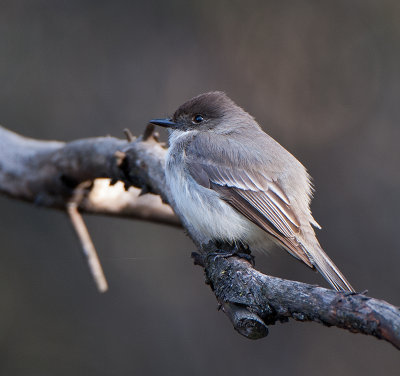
[{"xmin": 305, "ymin": 244, "xmax": 355, "ymax": 292}]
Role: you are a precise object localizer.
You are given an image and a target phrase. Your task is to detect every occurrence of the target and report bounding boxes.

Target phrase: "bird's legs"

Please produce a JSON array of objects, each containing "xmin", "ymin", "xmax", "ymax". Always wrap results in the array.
[{"xmin": 206, "ymin": 240, "xmax": 255, "ymax": 266}]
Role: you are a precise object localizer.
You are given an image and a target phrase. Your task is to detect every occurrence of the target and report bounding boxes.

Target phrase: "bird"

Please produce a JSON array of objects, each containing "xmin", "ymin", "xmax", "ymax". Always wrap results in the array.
[{"xmin": 150, "ymin": 91, "xmax": 354, "ymax": 292}]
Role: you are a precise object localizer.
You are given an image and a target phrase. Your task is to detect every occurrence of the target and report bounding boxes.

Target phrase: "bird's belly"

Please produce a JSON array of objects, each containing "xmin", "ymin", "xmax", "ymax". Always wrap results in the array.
[
  {"xmin": 167, "ymin": 172, "xmax": 246, "ymax": 240},
  {"xmin": 166, "ymin": 166, "xmax": 272, "ymax": 251}
]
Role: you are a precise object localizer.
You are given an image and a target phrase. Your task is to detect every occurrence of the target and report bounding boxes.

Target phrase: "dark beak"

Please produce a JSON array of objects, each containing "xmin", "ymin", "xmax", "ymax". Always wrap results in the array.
[{"xmin": 149, "ymin": 118, "xmax": 176, "ymax": 128}]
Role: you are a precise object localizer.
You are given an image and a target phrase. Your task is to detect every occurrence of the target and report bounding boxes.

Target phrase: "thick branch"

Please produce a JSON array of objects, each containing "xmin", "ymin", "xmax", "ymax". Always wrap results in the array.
[
  {"xmin": 0, "ymin": 124, "xmax": 399, "ymax": 350},
  {"xmin": 201, "ymin": 255, "xmax": 400, "ymax": 348},
  {"xmin": 0, "ymin": 126, "xmax": 180, "ymax": 227}
]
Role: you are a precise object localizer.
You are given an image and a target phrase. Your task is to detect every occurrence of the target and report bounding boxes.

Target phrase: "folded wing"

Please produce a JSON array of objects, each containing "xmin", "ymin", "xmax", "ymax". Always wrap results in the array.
[{"xmin": 188, "ymin": 160, "xmax": 313, "ymax": 268}]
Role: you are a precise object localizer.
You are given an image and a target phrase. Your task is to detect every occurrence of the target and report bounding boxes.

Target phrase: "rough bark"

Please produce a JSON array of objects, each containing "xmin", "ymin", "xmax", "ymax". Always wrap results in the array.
[
  {"xmin": 0, "ymin": 125, "xmax": 399, "ymax": 350},
  {"xmin": 197, "ymin": 254, "xmax": 400, "ymax": 348},
  {"xmin": 0, "ymin": 126, "xmax": 179, "ymax": 227}
]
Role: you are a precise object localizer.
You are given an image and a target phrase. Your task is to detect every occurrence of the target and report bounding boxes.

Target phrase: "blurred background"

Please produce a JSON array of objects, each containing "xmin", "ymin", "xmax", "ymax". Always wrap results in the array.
[{"xmin": 0, "ymin": 0, "xmax": 399, "ymax": 375}]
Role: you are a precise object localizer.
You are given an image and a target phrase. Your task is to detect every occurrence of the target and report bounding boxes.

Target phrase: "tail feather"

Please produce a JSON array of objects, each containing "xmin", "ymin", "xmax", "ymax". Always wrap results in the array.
[{"xmin": 304, "ymin": 244, "xmax": 355, "ymax": 292}]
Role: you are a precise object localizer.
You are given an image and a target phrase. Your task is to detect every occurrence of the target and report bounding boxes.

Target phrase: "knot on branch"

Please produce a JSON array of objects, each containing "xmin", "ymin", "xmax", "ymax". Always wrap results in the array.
[{"xmin": 221, "ymin": 302, "xmax": 269, "ymax": 339}]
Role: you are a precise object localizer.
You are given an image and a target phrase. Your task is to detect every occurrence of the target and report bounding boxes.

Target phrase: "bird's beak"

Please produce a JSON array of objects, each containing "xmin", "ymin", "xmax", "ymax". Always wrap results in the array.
[{"xmin": 149, "ymin": 118, "xmax": 177, "ymax": 128}]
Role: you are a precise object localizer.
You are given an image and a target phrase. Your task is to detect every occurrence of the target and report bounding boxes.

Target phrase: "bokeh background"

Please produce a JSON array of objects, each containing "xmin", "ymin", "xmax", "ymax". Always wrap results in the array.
[{"xmin": 0, "ymin": 1, "xmax": 399, "ymax": 375}]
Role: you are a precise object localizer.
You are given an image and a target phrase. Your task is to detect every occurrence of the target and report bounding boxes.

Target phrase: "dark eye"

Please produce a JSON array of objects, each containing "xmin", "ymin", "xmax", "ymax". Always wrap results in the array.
[{"xmin": 192, "ymin": 114, "xmax": 204, "ymax": 124}]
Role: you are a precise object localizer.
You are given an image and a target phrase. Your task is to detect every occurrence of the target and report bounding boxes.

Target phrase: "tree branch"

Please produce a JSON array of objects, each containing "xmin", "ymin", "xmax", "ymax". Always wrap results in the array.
[
  {"xmin": 0, "ymin": 124, "xmax": 399, "ymax": 350},
  {"xmin": 0, "ymin": 126, "xmax": 180, "ymax": 227},
  {"xmin": 199, "ymin": 254, "xmax": 400, "ymax": 348}
]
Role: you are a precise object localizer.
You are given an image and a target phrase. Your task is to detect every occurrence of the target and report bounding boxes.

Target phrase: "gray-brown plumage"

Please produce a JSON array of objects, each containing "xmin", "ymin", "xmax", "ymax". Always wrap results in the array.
[{"xmin": 150, "ymin": 91, "xmax": 354, "ymax": 292}]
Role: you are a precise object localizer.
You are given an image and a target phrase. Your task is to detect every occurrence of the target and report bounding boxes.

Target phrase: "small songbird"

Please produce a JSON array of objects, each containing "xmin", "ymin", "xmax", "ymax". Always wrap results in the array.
[{"xmin": 150, "ymin": 91, "xmax": 354, "ymax": 292}]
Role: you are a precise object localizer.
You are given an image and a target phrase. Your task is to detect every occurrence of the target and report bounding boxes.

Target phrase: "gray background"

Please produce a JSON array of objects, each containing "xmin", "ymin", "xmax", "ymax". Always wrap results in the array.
[{"xmin": 0, "ymin": 1, "xmax": 399, "ymax": 375}]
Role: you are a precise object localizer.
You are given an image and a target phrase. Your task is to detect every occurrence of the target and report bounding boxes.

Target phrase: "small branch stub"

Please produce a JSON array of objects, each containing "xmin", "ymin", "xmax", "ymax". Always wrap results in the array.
[{"xmin": 222, "ymin": 302, "xmax": 269, "ymax": 339}]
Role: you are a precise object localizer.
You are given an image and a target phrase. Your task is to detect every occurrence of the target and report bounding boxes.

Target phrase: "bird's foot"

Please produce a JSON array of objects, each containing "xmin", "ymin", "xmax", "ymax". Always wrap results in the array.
[{"xmin": 206, "ymin": 242, "xmax": 255, "ymax": 266}]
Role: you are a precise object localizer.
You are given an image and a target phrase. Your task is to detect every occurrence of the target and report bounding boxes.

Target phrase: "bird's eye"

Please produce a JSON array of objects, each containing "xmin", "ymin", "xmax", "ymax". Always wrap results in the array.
[{"xmin": 192, "ymin": 114, "xmax": 204, "ymax": 124}]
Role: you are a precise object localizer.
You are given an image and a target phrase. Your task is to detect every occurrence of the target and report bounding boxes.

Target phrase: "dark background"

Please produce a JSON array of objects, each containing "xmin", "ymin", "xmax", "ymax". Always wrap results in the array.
[{"xmin": 0, "ymin": 1, "xmax": 399, "ymax": 375}]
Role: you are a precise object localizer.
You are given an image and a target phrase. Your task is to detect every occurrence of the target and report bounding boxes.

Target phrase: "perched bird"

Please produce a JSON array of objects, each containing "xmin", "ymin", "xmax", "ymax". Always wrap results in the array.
[{"xmin": 150, "ymin": 91, "xmax": 354, "ymax": 292}]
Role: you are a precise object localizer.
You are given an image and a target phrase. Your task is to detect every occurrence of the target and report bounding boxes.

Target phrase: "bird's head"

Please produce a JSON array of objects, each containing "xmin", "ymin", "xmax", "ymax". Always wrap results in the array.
[{"xmin": 149, "ymin": 91, "xmax": 256, "ymax": 133}]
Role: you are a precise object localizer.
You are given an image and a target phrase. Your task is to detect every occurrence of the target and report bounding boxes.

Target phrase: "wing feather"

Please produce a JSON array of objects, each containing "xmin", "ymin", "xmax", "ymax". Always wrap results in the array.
[
  {"xmin": 198, "ymin": 163, "xmax": 301, "ymax": 234},
  {"xmin": 189, "ymin": 159, "xmax": 312, "ymax": 267},
  {"xmin": 212, "ymin": 184, "xmax": 313, "ymax": 267}
]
